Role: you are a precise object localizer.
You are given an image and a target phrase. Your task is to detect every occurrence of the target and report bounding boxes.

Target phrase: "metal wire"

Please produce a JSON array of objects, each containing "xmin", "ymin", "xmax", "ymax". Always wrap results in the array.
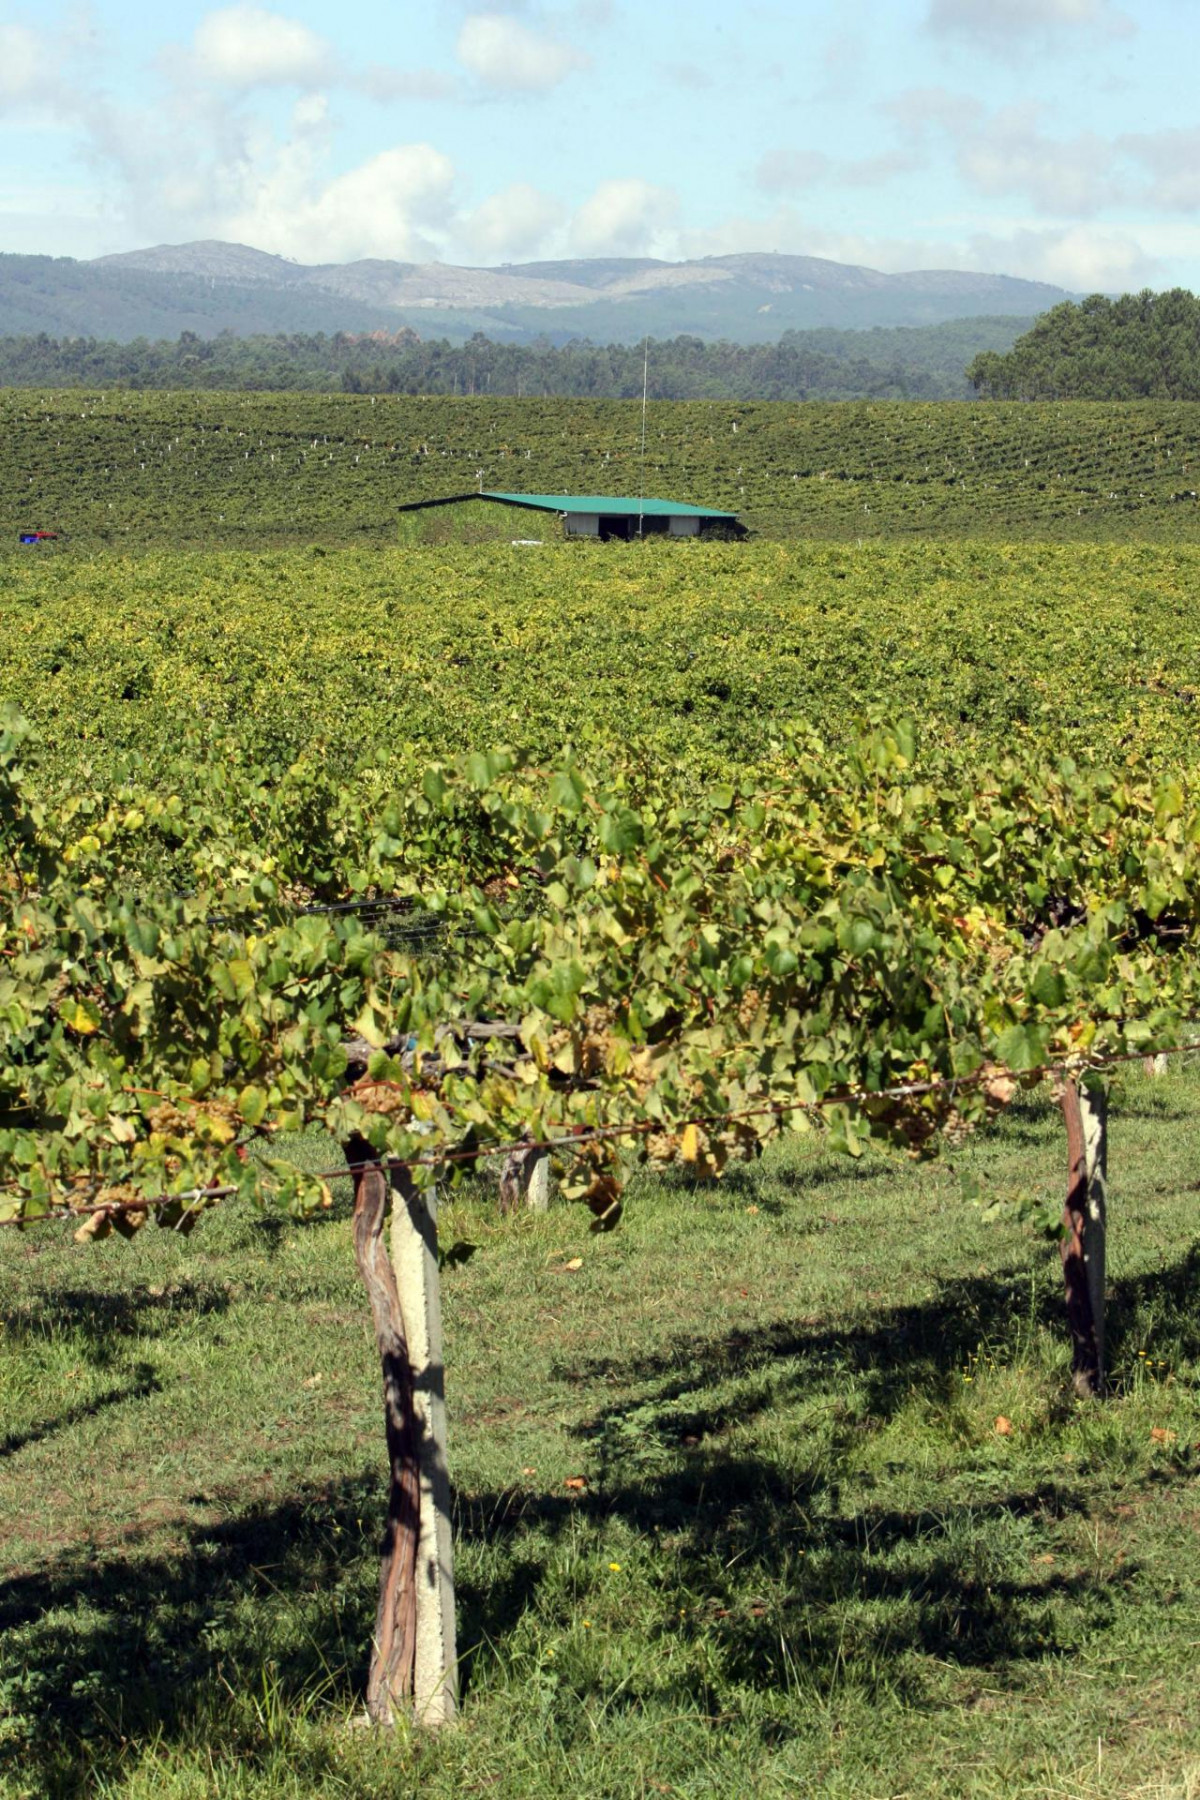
[{"xmin": 5, "ymin": 1033, "xmax": 1197, "ymax": 1231}]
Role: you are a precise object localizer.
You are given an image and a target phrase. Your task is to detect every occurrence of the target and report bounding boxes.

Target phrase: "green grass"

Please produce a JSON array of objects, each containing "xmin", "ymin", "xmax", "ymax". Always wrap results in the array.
[{"xmin": 4, "ymin": 1066, "xmax": 1200, "ymax": 1798}]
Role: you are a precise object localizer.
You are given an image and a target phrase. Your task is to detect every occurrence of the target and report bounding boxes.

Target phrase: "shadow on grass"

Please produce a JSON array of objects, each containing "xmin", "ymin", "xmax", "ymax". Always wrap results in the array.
[
  {"xmin": 0, "ymin": 1453, "xmax": 1119, "ymax": 1799},
  {"xmin": 0, "ymin": 1364, "xmax": 161, "ymax": 1461},
  {"xmin": 5, "ymin": 1249, "xmax": 1200, "ymax": 1796},
  {"xmin": 652, "ymin": 1156, "xmax": 895, "ymax": 1220},
  {"xmin": 552, "ymin": 1263, "xmax": 1049, "ymax": 1425},
  {"xmin": 759, "ymin": 1158, "xmax": 896, "ymax": 1196},
  {"xmin": 1, "ymin": 1281, "xmax": 232, "ymax": 1357},
  {"xmin": 458, "ymin": 1464, "xmax": 1114, "ymax": 1704},
  {"xmin": 1107, "ymin": 1242, "xmax": 1200, "ymax": 1372},
  {"xmin": 0, "ymin": 1474, "xmax": 382, "ymax": 1798}
]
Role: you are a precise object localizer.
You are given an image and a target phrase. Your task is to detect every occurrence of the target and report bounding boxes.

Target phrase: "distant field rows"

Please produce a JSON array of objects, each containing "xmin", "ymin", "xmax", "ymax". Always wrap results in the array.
[{"xmin": 4, "ymin": 391, "xmax": 1200, "ymax": 543}]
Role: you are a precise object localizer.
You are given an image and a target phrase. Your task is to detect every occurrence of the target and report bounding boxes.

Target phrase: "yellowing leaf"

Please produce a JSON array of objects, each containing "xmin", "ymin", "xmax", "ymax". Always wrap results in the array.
[
  {"xmin": 62, "ymin": 998, "xmax": 101, "ymax": 1035},
  {"xmin": 238, "ymin": 1084, "xmax": 268, "ymax": 1127},
  {"xmin": 197, "ymin": 1110, "xmax": 237, "ymax": 1145},
  {"xmin": 350, "ymin": 1003, "xmax": 388, "ymax": 1049}
]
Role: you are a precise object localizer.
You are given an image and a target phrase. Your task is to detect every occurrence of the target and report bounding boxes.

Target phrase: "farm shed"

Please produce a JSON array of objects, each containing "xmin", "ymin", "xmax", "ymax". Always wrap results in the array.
[{"xmin": 397, "ymin": 491, "xmax": 742, "ymax": 542}]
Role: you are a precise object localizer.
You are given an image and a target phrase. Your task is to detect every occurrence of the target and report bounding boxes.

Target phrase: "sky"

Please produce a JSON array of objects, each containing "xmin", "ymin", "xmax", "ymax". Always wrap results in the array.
[{"xmin": 0, "ymin": 0, "xmax": 1197, "ymax": 289}]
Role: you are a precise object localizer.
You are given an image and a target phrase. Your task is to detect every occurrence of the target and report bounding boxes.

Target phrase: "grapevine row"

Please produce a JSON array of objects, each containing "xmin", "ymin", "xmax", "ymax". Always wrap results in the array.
[
  {"xmin": 9, "ymin": 699, "xmax": 1200, "ymax": 1715},
  {"xmin": 7, "ymin": 701, "xmax": 1200, "ymax": 1228}
]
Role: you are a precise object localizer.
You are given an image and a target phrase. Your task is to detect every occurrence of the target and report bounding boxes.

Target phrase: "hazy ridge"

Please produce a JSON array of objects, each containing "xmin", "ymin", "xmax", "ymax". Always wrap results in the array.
[{"xmin": 1, "ymin": 241, "xmax": 1073, "ymax": 344}]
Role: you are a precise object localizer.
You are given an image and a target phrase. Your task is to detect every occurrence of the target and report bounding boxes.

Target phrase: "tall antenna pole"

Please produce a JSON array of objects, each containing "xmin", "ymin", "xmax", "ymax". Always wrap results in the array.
[{"xmin": 638, "ymin": 335, "xmax": 649, "ymax": 539}]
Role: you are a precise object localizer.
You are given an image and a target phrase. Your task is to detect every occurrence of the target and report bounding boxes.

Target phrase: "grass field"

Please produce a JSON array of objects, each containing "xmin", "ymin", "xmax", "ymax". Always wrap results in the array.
[{"xmin": 4, "ymin": 1066, "xmax": 1200, "ymax": 1800}]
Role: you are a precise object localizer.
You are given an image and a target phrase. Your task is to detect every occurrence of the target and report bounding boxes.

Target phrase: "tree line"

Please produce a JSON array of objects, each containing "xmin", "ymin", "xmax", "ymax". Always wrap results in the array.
[
  {"xmin": 15, "ymin": 296, "xmax": 1199, "ymax": 403},
  {"xmin": 0, "ymin": 322, "xmax": 1017, "ymax": 401},
  {"xmin": 969, "ymin": 289, "xmax": 1200, "ymax": 400}
]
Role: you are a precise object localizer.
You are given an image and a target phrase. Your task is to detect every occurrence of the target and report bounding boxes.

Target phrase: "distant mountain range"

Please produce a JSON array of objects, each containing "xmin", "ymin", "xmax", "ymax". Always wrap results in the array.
[{"xmin": 0, "ymin": 240, "xmax": 1074, "ymax": 345}]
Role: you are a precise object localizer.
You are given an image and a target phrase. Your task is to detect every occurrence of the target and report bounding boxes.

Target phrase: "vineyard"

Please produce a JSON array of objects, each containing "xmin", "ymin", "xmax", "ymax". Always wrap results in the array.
[
  {"xmin": 7, "ymin": 540, "xmax": 1200, "ymax": 780},
  {"xmin": 6, "ymin": 394, "xmax": 1200, "ymax": 1796},
  {"xmin": 4, "ymin": 390, "xmax": 1200, "ymax": 543}
]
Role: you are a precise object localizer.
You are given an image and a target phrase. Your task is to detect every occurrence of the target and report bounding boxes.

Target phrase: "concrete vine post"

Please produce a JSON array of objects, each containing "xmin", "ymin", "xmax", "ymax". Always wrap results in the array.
[
  {"xmin": 498, "ymin": 1144, "xmax": 551, "ymax": 1213},
  {"xmin": 1059, "ymin": 1076, "xmax": 1108, "ymax": 1398},
  {"xmin": 388, "ymin": 1164, "xmax": 459, "ymax": 1726},
  {"xmin": 523, "ymin": 1151, "xmax": 551, "ymax": 1213}
]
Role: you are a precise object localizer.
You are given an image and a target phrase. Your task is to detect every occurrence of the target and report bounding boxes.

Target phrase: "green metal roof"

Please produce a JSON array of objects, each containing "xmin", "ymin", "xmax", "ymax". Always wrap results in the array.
[{"xmin": 482, "ymin": 491, "xmax": 738, "ymax": 519}]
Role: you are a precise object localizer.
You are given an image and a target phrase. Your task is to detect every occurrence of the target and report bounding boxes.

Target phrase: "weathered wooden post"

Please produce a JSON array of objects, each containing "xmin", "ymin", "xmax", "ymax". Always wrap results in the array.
[
  {"xmin": 389, "ymin": 1165, "xmax": 458, "ymax": 1726},
  {"xmin": 1143, "ymin": 1053, "xmax": 1168, "ymax": 1077},
  {"xmin": 346, "ymin": 1136, "xmax": 420, "ymax": 1723},
  {"xmin": 346, "ymin": 1141, "xmax": 458, "ymax": 1727},
  {"xmin": 1059, "ymin": 1076, "xmax": 1108, "ymax": 1398}
]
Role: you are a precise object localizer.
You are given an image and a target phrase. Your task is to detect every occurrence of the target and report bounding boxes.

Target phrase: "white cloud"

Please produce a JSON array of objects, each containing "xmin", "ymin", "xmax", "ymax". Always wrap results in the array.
[
  {"xmin": 755, "ymin": 146, "xmax": 919, "ymax": 196},
  {"xmin": 1120, "ymin": 129, "xmax": 1200, "ymax": 214},
  {"xmin": 72, "ymin": 63, "xmax": 459, "ymax": 265},
  {"xmin": 955, "ymin": 106, "xmax": 1119, "ymax": 216},
  {"xmin": 460, "ymin": 181, "xmax": 564, "ymax": 259},
  {"xmin": 228, "ymin": 140, "xmax": 457, "ymax": 261},
  {"xmin": 886, "ymin": 88, "xmax": 1128, "ymax": 218},
  {"xmin": 1115, "ymin": 220, "xmax": 1200, "ymax": 267},
  {"xmin": 361, "ymin": 64, "xmax": 456, "ymax": 102},
  {"xmin": 569, "ymin": 177, "xmax": 677, "ymax": 256},
  {"xmin": 456, "ymin": 13, "xmax": 587, "ymax": 93},
  {"xmin": 967, "ymin": 222, "xmax": 1155, "ymax": 291},
  {"xmin": 181, "ymin": 6, "xmax": 454, "ymax": 103},
  {"xmin": 192, "ymin": 6, "xmax": 333, "ymax": 89},
  {"xmin": 0, "ymin": 24, "xmax": 40, "ymax": 103},
  {"xmin": 926, "ymin": 0, "xmax": 1133, "ymax": 50}
]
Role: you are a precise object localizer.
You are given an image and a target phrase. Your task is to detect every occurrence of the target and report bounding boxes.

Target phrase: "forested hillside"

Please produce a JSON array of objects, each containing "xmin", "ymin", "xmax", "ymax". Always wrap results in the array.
[
  {"xmin": 0, "ymin": 244, "xmax": 1070, "ymax": 342},
  {"xmin": 0, "ymin": 317, "xmax": 1025, "ymax": 400},
  {"xmin": 0, "ymin": 252, "xmax": 410, "ymax": 339},
  {"xmin": 970, "ymin": 289, "xmax": 1200, "ymax": 399}
]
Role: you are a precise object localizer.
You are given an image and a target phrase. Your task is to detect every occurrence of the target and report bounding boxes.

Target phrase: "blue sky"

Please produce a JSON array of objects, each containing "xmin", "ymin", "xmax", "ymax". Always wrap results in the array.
[{"xmin": 0, "ymin": 0, "xmax": 1197, "ymax": 289}]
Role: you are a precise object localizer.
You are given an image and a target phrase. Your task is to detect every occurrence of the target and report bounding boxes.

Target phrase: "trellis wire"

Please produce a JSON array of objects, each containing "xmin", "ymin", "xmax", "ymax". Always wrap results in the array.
[{"xmin": 5, "ymin": 1034, "xmax": 1197, "ymax": 1232}]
